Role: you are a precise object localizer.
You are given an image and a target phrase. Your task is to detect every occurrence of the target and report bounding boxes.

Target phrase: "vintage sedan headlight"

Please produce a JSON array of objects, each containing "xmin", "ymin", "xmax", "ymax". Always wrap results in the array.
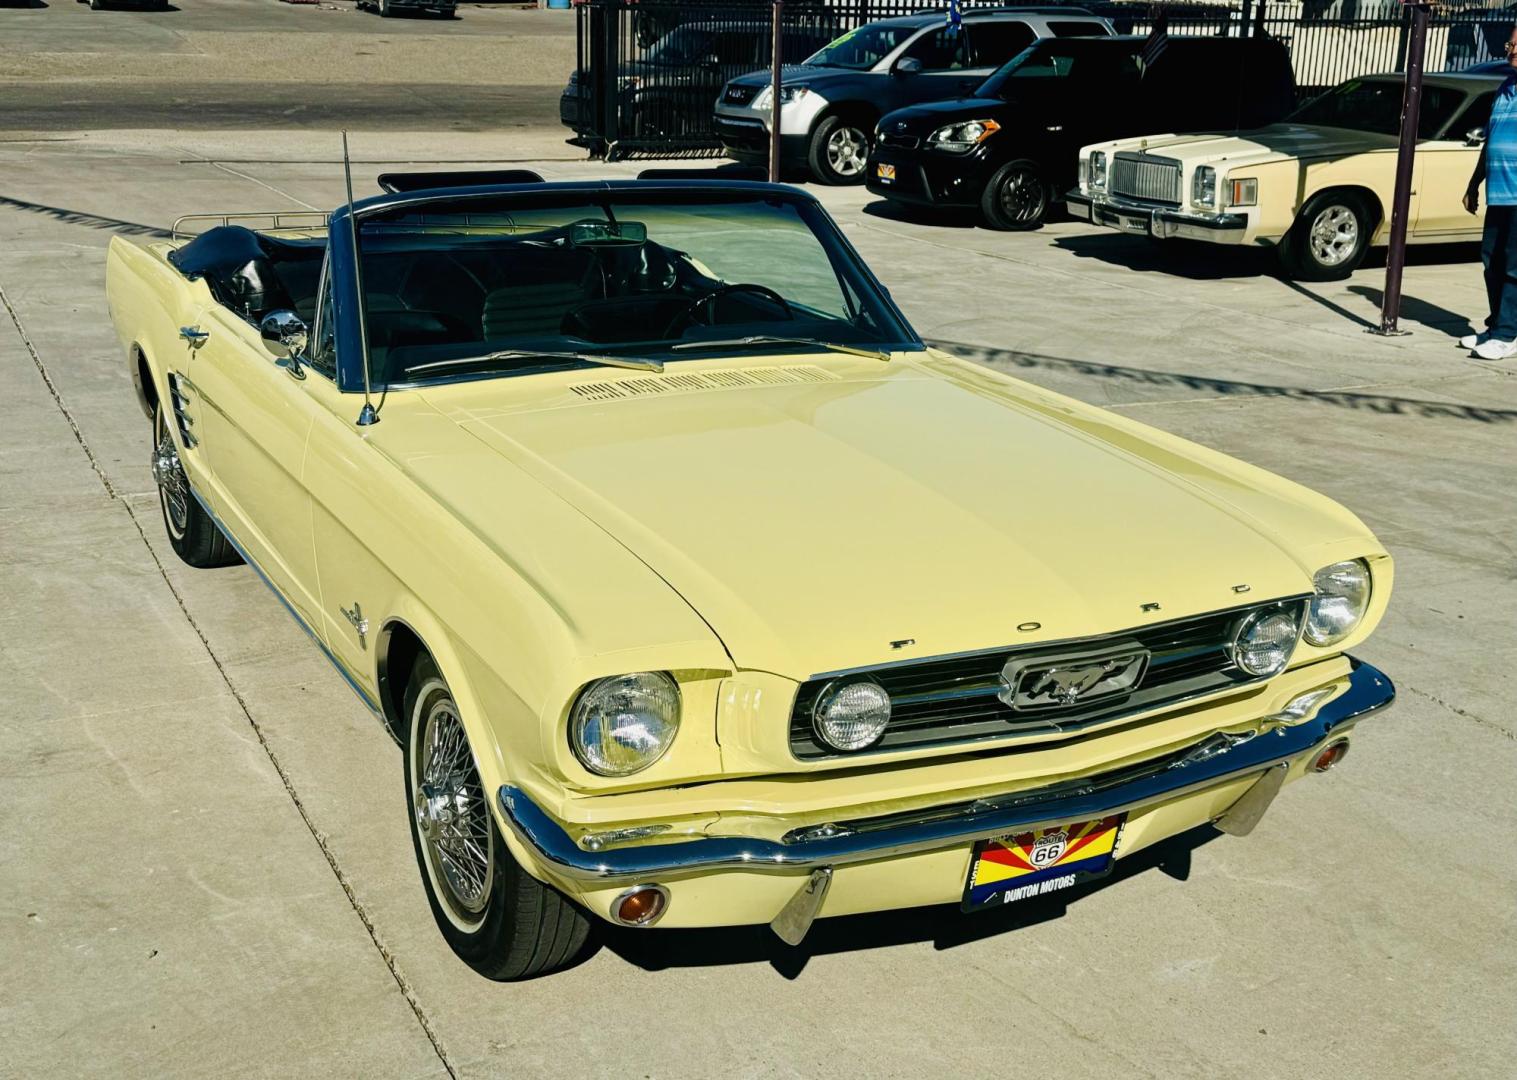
[
  {"xmin": 1305, "ymin": 559, "xmax": 1372, "ymax": 646},
  {"xmin": 1228, "ymin": 176, "xmax": 1258, "ymax": 207},
  {"xmin": 927, "ymin": 119, "xmax": 1001, "ymax": 154},
  {"xmin": 751, "ymin": 84, "xmax": 809, "ymax": 111},
  {"xmin": 1192, "ymin": 165, "xmax": 1217, "ymax": 208},
  {"xmin": 1088, "ymin": 150, "xmax": 1108, "ymax": 190},
  {"xmin": 1231, "ymin": 607, "xmax": 1301, "ymax": 678},
  {"xmin": 813, "ymin": 679, "xmax": 891, "ymax": 751},
  {"xmin": 569, "ymin": 672, "xmax": 681, "ymax": 776}
]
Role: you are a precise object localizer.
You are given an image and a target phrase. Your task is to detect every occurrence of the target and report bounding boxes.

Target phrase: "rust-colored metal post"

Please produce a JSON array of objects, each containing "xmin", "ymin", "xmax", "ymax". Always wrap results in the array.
[
  {"xmin": 1376, "ymin": 1, "xmax": 1431, "ymax": 335},
  {"xmin": 769, "ymin": 0, "xmax": 784, "ymax": 182}
]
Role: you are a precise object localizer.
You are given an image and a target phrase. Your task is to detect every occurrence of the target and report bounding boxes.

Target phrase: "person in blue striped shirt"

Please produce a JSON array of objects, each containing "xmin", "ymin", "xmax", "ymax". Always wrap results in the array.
[{"xmin": 1463, "ymin": 26, "xmax": 1517, "ymax": 361}]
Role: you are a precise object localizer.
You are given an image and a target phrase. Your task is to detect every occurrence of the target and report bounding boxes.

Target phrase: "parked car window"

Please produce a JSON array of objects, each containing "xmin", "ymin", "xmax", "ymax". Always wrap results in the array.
[
  {"xmin": 1050, "ymin": 20, "xmax": 1110, "ymax": 37},
  {"xmin": 1449, "ymin": 90, "xmax": 1496, "ymax": 140},
  {"xmin": 805, "ymin": 24, "xmax": 914, "ymax": 70},
  {"xmin": 1290, "ymin": 78, "xmax": 1464, "ymax": 139},
  {"xmin": 964, "ymin": 22, "xmax": 1036, "ymax": 67},
  {"xmin": 712, "ymin": 31, "xmax": 761, "ymax": 67},
  {"xmin": 978, "ymin": 40, "xmax": 1138, "ymax": 96},
  {"xmin": 646, "ymin": 26, "xmax": 718, "ymax": 67},
  {"xmin": 902, "ymin": 26, "xmax": 971, "ymax": 70}
]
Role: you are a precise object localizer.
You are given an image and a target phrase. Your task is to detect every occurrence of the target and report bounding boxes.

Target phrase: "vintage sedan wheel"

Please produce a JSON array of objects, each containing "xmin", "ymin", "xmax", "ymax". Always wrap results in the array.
[
  {"xmin": 151, "ymin": 406, "xmax": 240, "ymax": 569},
  {"xmin": 981, "ymin": 160, "xmax": 1051, "ymax": 231},
  {"xmin": 808, "ymin": 115, "xmax": 870, "ymax": 185},
  {"xmin": 403, "ymin": 653, "xmax": 591, "ymax": 980},
  {"xmin": 1278, "ymin": 192, "xmax": 1371, "ymax": 281}
]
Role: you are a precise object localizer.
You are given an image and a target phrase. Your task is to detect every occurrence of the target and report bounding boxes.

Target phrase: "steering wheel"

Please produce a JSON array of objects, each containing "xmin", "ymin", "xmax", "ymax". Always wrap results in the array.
[{"xmin": 663, "ymin": 283, "xmax": 795, "ymax": 337}]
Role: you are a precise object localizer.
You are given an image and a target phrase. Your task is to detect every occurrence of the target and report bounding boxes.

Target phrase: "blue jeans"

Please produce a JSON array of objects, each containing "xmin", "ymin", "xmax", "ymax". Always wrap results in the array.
[{"xmin": 1482, "ymin": 204, "xmax": 1517, "ymax": 339}]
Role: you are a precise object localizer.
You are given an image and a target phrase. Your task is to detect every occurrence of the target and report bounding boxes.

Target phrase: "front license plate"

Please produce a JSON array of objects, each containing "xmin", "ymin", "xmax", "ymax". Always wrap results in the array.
[
  {"xmin": 962, "ymin": 814, "xmax": 1125, "ymax": 912},
  {"xmin": 1119, "ymin": 214, "xmax": 1151, "ymax": 235},
  {"xmin": 875, "ymin": 163, "xmax": 896, "ymax": 182}
]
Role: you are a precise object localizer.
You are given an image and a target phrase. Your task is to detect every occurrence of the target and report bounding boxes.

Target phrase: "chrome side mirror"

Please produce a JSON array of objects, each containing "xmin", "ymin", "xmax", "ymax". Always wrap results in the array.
[
  {"xmin": 1466, "ymin": 126, "xmax": 1487, "ymax": 147},
  {"xmin": 893, "ymin": 56, "xmax": 922, "ymax": 77},
  {"xmin": 259, "ymin": 310, "xmax": 309, "ymax": 362}
]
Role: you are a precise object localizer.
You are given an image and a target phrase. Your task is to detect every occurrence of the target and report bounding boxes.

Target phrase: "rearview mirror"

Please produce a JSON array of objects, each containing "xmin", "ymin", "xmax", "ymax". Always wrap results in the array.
[
  {"xmin": 568, "ymin": 219, "xmax": 648, "ymax": 247},
  {"xmin": 1466, "ymin": 126, "xmax": 1487, "ymax": 147},
  {"xmin": 260, "ymin": 310, "xmax": 309, "ymax": 360},
  {"xmin": 893, "ymin": 57, "xmax": 922, "ymax": 77}
]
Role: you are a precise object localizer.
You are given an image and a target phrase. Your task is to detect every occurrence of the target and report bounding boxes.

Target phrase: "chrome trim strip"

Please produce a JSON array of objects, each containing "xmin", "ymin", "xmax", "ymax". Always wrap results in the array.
[
  {"xmin": 189, "ymin": 490, "xmax": 381, "ymax": 715},
  {"xmin": 498, "ymin": 659, "xmax": 1394, "ymax": 883}
]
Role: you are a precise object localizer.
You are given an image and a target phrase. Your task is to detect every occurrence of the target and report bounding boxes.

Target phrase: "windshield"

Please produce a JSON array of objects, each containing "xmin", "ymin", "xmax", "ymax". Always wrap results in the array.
[
  {"xmin": 1289, "ymin": 78, "xmax": 1465, "ymax": 138},
  {"xmin": 977, "ymin": 40, "xmax": 1136, "ymax": 97},
  {"xmin": 804, "ymin": 24, "xmax": 914, "ymax": 70},
  {"xmin": 352, "ymin": 194, "xmax": 915, "ymax": 388},
  {"xmin": 646, "ymin": 27, "xmax": 718, "ymax": 67}
]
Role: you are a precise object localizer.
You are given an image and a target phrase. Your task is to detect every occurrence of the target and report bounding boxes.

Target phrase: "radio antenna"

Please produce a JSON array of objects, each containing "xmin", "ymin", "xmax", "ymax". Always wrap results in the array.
[{"xmin": 343, "ymin": 131, "xmax": 378, "ymax": 427}]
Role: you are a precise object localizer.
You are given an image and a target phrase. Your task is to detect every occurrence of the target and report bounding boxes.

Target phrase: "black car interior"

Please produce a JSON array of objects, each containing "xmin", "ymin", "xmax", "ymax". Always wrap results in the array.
[{"xmin": 169, "ymin": 226, "xmax": 325, "ymax": 324}]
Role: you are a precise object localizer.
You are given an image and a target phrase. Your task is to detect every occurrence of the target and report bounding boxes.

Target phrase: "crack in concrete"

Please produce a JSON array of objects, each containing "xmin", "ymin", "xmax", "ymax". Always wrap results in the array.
[
  {"xmin": 1404, "ymin": 684, "xmax": 1515, "ymax": 741},
  {"xmin": 0, "ymin": 270, "xmax": 457, "ymax": 1079}
]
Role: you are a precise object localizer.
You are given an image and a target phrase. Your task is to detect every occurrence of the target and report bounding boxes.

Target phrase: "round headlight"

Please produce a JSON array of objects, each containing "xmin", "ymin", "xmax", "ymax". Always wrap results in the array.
[
  {"xmin": 1231, "ymin": 608, "xmax": 1300, "ymax": 678},
  {"xmin": 1305, "ymin": 559, "xmax": 1372, "ymax": 646},
  {"xmin": 813, "ymin": 679, "xmax": 891, "ymax": 752},
  {"xmin": 569, "ymin": 672, "xmax": 680, "ymax": 777}
]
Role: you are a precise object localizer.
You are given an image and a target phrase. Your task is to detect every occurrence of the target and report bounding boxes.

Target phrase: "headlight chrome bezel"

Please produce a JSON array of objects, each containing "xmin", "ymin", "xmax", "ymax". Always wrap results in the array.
[
  {"xmin": 1192, "ymin": 165, "xmax": 1217, "ymax": 208},
  {"xmin": 926, "ymin": 118, "xmax": 1001, "ymax": 154},
  {"xmin": 568, "ymin": 671, "xmax": 682, "ymax": 777},
  {"xmin": 1230, "ymin": 605, "xmax": 1303, "ymax": 678},
  {"xmin": 1305, "ymin": 559, "xmax": 1373, "ymax": 647},
  {"xmin": 812, "ymin": 678, "xmax": 892, "ymax": 752},
  {"xmin": 1088, "ymin": 150, "xmax": 1108, "ymax": 190}
]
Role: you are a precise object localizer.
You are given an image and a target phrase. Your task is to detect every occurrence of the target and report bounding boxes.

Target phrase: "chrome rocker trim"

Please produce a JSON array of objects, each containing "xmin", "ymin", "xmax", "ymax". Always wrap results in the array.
[
  {"xmin": 1067, "ymin": 189, "xmax": 1248, "ymax": 244},
  {"xmin": 498, "ymin": 659, "xmax": 1394, "ymax": 884}
]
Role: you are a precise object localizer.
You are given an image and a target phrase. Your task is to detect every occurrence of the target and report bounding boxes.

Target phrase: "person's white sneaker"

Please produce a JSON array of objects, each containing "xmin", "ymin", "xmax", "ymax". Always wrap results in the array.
[
  {"xmin": 1459, "ymin": 330, "xmax": 1491, "ymax": 348},
  {"xmin": 1472, "ymin": 337, "xmax": 1517, "ymax": 360}
]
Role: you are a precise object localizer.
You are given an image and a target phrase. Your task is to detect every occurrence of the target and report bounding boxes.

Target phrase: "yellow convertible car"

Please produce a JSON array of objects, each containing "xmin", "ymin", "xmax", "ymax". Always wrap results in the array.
[
  {"xmin": 107, "ymin": 173, "xmax": 1394, "ymax": 978},
  {"xmin": 1068, "ymin": 71, "xmax": 1502, "ymax": 280}
]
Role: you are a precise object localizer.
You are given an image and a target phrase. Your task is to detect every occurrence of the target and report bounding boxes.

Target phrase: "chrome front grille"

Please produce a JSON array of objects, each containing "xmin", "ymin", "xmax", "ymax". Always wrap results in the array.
[
  {"xmin": 1111, "ymin": 153, "xmax": 1182, "ymax": 207},
  {"xmin": 788, "ymin": 599, "xmax": 1310, "ymax": 759},
  {"xmin": 723, "ymin": 85, "xmax": 756, "ymax": 106}
]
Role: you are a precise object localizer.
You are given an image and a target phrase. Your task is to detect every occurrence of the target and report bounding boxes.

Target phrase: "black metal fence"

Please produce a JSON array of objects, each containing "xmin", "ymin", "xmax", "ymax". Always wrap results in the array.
[{"xmin": 566, "ymin": 0, "xmax": 1517, "ymax": 159}]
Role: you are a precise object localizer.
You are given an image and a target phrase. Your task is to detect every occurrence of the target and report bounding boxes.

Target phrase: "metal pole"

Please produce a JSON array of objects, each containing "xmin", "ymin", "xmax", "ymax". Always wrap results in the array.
[
  {"xmin": 769, "ymin": 0, "xmax": 784, "ymax": 182},
  {"xmin": 1376, "ymin": 1, "xmax": 1430, "ymax": 336}
]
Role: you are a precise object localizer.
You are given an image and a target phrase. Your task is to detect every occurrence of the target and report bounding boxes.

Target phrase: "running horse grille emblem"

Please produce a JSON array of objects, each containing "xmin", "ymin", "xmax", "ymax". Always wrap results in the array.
[{"xmin": 998, "ymin": 642, "xmax": 1150, "ymax": 711}]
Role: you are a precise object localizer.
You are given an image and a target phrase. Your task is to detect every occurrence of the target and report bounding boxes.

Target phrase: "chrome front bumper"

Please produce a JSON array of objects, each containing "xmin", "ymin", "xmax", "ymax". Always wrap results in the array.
[
  {"xmin": 1067, "ymin": 189, "xmax": 1249, "ymax": 244},
  {"xmin": 498, "ymin": 659, "xmax": 1393, "ymax": 884}
]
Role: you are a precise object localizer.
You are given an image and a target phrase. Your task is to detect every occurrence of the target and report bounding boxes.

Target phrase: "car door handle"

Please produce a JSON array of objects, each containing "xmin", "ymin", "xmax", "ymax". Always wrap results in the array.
[{"xmin": 179, "ymin": 325, "xmax": 209, "ymax": 345}]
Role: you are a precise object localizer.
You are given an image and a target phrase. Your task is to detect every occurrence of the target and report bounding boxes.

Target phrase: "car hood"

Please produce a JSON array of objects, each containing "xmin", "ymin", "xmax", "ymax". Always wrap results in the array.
[
  {"xmin": 729, "ymin": 65, "xmax": 855, "ymax": 91},
  {"xmin": 418, "ymin": 352, "xmax": 1367, "ymax": 681},
  {"xmin": 1093, "ymin": 123, "xmax": 1397, "ymax": 168}
]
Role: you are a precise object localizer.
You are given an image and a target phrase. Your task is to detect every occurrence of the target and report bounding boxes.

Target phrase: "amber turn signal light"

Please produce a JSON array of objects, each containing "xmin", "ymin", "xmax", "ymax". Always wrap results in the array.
[
  {"xmin": 1312, "ymin": 739, "xmax": 1350, "ymax": 773},
  {"xmin": 613, "ymin": 884, "xmax": 669, "ymax": 927}
]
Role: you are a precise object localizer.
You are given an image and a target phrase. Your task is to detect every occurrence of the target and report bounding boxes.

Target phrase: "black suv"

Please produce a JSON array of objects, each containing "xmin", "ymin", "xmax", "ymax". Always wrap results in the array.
[
  {"xmin": 865, "ymin": 34, "xmax": 1295, "ymax": 227},
  {"xmin": 714, "ymin": 7, "xmax": 1113, "ymax": 184}
]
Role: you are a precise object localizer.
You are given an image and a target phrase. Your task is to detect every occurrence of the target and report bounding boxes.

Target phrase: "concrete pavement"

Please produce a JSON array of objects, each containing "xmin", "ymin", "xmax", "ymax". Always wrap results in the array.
[{"xmin": 0, "ymin": 15, "xmax": 1513, "ymax": 1072}]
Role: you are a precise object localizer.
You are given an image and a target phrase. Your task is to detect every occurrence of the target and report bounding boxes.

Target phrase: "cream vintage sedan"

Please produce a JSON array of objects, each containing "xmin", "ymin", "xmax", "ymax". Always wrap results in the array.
[
  {"xmin": 108, "ymin": 173, "xmax": 1394, "ymax": 979},
  {"xmin": 1068, "ymin": 71, "xmax": 1502, "ymax": 280}
]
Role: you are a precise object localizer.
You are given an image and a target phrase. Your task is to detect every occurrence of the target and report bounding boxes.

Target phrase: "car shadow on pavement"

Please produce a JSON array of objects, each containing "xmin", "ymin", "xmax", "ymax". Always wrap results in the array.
[
  {"xmin": 0, "ymin": 194, "xmax": 171, "ymax": 238},
  {"xmin": 596, "ymin": 824, "xmax": 1220, "ymax": 980},
  {"xmin": 862, "ymin": 198, "xmax": 983, "ymax": 231},
  {"xmin": 1052, "ymin": 232, "xmax": 1484, "ymax": 283}
]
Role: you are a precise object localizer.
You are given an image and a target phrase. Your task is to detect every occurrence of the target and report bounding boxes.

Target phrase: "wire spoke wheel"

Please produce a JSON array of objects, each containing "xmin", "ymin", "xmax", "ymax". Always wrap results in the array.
[
  {"xmin": 151, "ymin": 421, "xmax": 190, "ymax": 538},
  {"xmin": 413, "ymin": 696, "xmax": 494, "ymax": 926},
  {"xmin": 826, "ymin": 125, "xmax": 867, "ymax": 178},
  {"xmin": 1308, "ymin": 204, "xmax": 1359, "ymax": 267}
]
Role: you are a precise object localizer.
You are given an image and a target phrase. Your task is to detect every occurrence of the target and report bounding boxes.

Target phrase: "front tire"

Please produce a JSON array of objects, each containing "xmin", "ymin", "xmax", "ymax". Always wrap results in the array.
[
  {"xmin": 1277, "ymin": 191, "xmax": 1372, "ymax": 281},
  {"xmin": 151, "ymin": 406, "xmax": 240, "ymax": 568},
  {"xmin": 403, "ymin": 653, "xmax": 591, "ymax": 980},
  {"xmin": 980, "ymin": 159, "xmax": 1051, "ymax": 231},
  {"xmin": 808, "ymin": 115, "xmax": 870, "ymax": 185}
]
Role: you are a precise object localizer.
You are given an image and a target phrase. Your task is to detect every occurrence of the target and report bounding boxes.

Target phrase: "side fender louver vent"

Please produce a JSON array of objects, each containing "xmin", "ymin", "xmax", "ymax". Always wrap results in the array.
[
  {"xmin": 167, "ymin": 372, "xmax": 197, "ymax": 448},
  {"xmin": 569, "ymin": 365, "xmax": 839, "ymax": 402}
]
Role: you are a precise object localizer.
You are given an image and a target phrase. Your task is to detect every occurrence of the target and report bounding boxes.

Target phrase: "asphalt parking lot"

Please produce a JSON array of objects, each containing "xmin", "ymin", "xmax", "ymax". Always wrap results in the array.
[{"xmin": 2, "ymin": 5, "xmax": 1515, "ymax": 1078}]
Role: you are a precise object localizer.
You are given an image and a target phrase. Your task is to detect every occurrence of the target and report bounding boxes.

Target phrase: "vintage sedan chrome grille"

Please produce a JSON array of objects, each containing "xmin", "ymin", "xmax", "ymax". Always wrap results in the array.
[
  {"xmin": 1111, "ymin": 153, "xmax": 1182, "ymax": 207},
  {"xmin": 788, "ymin": 599, "xmax": 1310, "ymax": 759}
]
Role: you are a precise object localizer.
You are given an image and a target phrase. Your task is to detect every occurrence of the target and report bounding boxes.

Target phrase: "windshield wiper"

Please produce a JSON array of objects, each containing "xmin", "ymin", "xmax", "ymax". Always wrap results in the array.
[
  {"xmin": 405, "ymin": 349, "xmax": 664, "ymax": 379},
  {"xmin": 670, "ymin": 336, "xmax": 890, "ymax": 361}
]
